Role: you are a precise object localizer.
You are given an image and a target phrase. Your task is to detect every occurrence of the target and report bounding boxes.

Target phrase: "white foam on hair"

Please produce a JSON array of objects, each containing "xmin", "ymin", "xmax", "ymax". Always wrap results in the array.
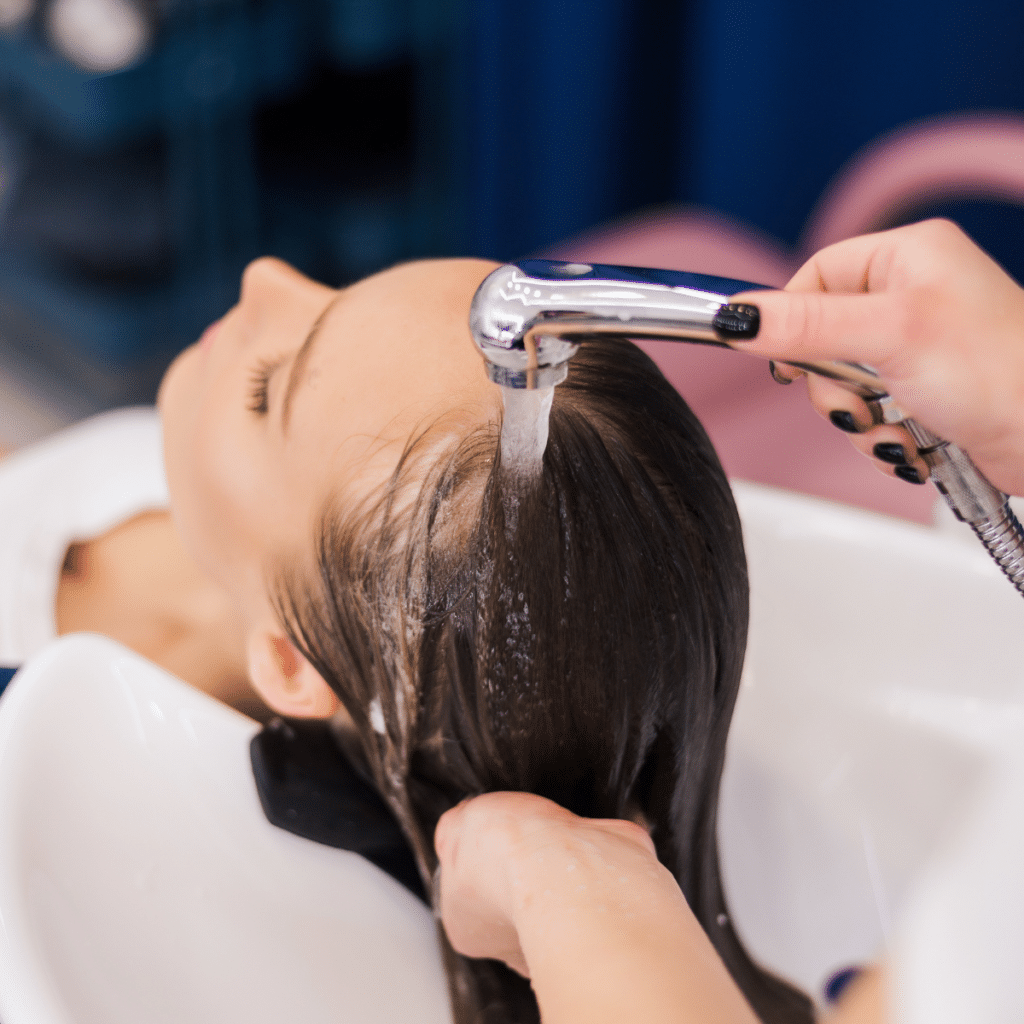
[
  {"xmin": 500, "ymin": 386, "xmax": 553, "ymax": 477},
  {"xmin": 368, "ymin": 697, "xmax": 386, "ymax": 734}
]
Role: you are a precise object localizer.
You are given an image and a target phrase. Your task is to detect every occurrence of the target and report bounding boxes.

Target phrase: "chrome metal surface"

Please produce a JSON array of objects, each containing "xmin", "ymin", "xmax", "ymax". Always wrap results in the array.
[
  {"xmin": 971, "ymin": 506, "xmax": 1024, "ymax": 597},
  {"xmin": 470, "ymin": 259, "xmax": 888, "ymax": 395},
  {"xmin": 469, "ymin": 260, "xmax": 751, "ymax": 390},
  {"xmin": 469, "ymin": 259, "xmax": 1024, "ymax": 600}
]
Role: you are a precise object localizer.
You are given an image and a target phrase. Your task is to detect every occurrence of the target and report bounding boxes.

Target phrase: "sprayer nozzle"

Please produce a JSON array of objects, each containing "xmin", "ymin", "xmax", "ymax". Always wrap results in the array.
[
  {"xmin": 469, "ymin": 264, "xmax": 580, "ymax": 390},
  {"xmin": 469, "ymin": 259, "xmax": 768, "ymax": 390}
]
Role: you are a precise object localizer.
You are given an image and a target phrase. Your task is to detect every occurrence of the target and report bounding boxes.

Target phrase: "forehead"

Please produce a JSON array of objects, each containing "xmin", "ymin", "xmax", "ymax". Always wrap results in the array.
[
  {"xmin": 285, "ymin": 258, "xmax": 502, "ymax": 498},
  {"xmin": 303, "ymin": 258, "xmax": 497, "ymax": 390}
]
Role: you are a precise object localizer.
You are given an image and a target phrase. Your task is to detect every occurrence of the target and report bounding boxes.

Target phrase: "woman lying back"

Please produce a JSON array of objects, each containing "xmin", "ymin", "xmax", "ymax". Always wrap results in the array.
[{"xmin": 26, "ymin": 257, "xmax": 814, "ymax": 1023}]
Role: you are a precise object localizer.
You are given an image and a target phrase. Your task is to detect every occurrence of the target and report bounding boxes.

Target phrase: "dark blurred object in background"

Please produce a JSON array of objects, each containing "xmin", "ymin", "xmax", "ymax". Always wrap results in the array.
[
  {"xmin": 0, "ymin": 0, "xmax": 464, "ymax": 406},
  {"xmin": 468, "ymin": 0, "xmax": 1024, "ymax": 281},
  {"xmin": 0, "ymin": 0, "xmax": 1023, "ymax": 411}
]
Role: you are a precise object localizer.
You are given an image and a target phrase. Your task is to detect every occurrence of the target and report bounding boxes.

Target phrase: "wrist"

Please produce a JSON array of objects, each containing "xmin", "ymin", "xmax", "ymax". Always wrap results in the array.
[{"xmin": 508, "ymin": 824, "xmax": 759, "ymax": 1024}]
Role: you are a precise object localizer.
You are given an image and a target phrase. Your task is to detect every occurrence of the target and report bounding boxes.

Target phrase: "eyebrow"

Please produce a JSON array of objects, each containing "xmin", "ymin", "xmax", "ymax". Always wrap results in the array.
[{"xmin": 281, "ymin": 294, "xmax": 343, "ymax": 434}]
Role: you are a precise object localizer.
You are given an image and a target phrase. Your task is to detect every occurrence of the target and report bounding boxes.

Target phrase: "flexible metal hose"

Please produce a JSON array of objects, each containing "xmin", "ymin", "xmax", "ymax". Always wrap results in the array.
[
  {"xmin": 971, "ymin": 505, "xmax": 1024, "ymax": 598},
  {"xmin": 902, "ymin": 418, "xmax": 1024, "ymax": 601}
]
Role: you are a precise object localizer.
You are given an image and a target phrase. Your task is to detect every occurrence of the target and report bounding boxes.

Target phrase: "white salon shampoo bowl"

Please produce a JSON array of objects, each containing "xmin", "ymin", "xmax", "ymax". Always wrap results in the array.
[
  {"xmin": 0, "ymin": 480, "xmax": 1022, "ymax": 1022},
  {"xmin": 0, "ymin": 641, "xmax": 451, "ymax": 1024}
]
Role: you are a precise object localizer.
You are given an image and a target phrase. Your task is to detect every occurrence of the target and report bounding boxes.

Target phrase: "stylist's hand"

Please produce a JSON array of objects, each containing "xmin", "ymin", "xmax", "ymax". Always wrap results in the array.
[
  {"xmin": 433, "ymin": 791, "xmax": 655, "ymax": 978},
  {"xmin": 434, "ymin": 792, "xmax": 760, "ymax": 1024},
  {"xmin": 733, "ymin": 219, "xmax": 1024, "ymax": 496}
]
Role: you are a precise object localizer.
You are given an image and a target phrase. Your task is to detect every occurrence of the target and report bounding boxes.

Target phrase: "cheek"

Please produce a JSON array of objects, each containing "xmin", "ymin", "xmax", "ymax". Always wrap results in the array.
[
  {"xmin": 160, "ymin": 352, "xmax": 263, "ymax": 597},
  {"xmin": 159, "ymin": 348, "xmax": 203, "ymax": 541}
]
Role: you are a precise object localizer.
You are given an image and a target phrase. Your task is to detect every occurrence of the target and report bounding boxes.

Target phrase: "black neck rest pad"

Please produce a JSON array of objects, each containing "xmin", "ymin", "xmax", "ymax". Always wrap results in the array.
[{"xmin": 250, "ymin": 717, "xmax": 426, "ymax": 903}]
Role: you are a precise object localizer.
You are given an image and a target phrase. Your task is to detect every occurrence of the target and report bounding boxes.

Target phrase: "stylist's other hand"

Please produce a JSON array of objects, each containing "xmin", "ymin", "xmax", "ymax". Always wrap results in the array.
[
  {"xmin": 433, "ymin": 791, "xmax": 655, "ymax": 978},
  {"xmin": 734, "ymin": 219, "xmax": 1024, "ymax": 496},
  {"xmin": 436, "ymin": 792, "xmax": 760, "ymax": 1024}
]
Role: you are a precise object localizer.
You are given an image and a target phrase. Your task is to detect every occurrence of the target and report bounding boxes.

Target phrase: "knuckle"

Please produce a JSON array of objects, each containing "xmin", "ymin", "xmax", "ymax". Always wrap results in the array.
[{"xmin": 914, "ymin": 217, "xmax": 967, "ymax": 254}]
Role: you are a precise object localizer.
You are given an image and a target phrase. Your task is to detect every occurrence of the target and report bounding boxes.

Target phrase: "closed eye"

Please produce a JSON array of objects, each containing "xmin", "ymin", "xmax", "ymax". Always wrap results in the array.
[{"xmin": 247, "ymin": 358, "xmax": 280, "ymax": 415}]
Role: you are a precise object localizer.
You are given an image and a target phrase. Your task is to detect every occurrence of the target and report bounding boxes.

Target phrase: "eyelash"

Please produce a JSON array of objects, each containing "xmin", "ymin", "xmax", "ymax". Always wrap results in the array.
[{"xmin": 247, "ymin": 359, "xmax": 275, "ymax": 415}]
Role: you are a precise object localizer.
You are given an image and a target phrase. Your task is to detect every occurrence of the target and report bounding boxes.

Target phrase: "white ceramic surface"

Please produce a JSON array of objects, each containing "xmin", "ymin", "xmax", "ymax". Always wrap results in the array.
[
  {"xmin": 0, "ymin": 636, "xmax": 451, "ymax": 1024},
  {"xmin": 0, "ymin": 481, "xmax": 1022, "ymax": 1021},
  {"xmin": 721, "ymin": 481, "xmax": 1024, "ymax": 1002}
]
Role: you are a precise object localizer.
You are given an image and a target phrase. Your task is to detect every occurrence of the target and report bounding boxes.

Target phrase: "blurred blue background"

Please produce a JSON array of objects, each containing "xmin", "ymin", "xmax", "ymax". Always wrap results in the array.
[{"xmin": 0, "ymin": 0, "xmax": 1022, "ymax": 410}]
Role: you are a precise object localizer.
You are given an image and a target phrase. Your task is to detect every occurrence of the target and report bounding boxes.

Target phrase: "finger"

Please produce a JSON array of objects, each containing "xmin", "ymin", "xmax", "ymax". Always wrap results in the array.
[
  {"xmin": 769, "ymin": 359, "xmax": 805, "ymax": 385},
  {"xmin": 850, "ymin": 423, "xmax": 931, "ymax": 485},
  {"xmin": 727, "ymin": 289, "xmax": 904, "ymax": 369},
  {"xmin": 804, "ymin": 374, "xmax": 876, "ymax": 433},
  {"xmin": 434, "ymin": 800, "xmax": 468, "ymax": 863},
  {"xmin": 805, "ymin": 375, "xmax": 930, "ymax": 482}
]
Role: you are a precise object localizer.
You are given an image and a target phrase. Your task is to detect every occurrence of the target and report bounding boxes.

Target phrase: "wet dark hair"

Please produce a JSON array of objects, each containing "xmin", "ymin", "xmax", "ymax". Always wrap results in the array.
[{"xmin": 276, "ymin": 336, "xmax": 812, "ymax": 1024}]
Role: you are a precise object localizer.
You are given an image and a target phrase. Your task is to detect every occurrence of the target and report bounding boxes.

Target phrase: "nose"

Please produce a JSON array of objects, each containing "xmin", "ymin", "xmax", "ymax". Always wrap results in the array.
[{"xmin": 239, "ymin": 256, "xmax": 324, "ymax": 308}]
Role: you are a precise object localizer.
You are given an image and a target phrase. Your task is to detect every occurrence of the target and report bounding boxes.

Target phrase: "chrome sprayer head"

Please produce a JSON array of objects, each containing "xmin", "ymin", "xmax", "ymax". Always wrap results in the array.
[
  {"xmin": 469, "ymin": 259, "xmax": 1024, "ymax": 601},
  {"xmin": 469, "ymin": 259, "xmax": 769, "ymax": 390}
]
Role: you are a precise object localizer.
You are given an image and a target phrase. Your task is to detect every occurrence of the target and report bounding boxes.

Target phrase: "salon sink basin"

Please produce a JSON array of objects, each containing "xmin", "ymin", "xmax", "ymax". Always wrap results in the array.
[
  {"xmin": 0, "ymin": 638, "xmax": 451, "ymax": 1024},
  {"xmin": 721, "ymin": 481, "xmax": 1024, "ymax": 1001},
  {"xmin": 1, "ymin": 481, "xmax": 1022, "ymax": 1021}
]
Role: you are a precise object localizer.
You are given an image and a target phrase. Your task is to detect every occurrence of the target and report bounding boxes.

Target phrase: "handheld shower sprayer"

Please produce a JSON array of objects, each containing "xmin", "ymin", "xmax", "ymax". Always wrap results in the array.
[{"xmin": 470, "ymin": 259, "xmax": 1024, "ymax": 599}]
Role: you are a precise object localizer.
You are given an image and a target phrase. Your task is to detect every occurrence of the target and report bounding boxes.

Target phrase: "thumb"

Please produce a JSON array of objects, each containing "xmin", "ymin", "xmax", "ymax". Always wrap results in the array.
[
  {"xmin": 729, "ymin": 288, "xmax": 905, "ymax": 370},
  {"xmin": 434, "ymin": 800, "xmax": 469, "ymax": 864}
]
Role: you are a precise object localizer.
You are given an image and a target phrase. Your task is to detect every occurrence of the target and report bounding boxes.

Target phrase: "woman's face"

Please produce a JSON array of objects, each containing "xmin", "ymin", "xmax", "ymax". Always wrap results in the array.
[{"xmin": 158, "ymin": 257, "xmax": 501, "ymax": 631}]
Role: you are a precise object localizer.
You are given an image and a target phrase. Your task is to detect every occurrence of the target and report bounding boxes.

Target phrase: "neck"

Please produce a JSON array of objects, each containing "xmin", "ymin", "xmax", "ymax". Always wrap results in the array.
[{"xmin": 55, "ymin": 510, "xmax": 270, "ymax": 721}]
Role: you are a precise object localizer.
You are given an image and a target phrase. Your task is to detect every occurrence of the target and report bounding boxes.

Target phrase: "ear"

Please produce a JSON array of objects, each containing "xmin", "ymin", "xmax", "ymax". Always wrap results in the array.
[{"xmin": 246, "ymin": 630, "xmax": 340, "ymax": 719}]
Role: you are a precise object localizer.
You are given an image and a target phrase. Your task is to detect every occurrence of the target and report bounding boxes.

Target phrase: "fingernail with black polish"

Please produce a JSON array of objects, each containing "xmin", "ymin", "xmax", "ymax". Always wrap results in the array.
[
  {"xmin": 769, "ymin": 360, "xmax": 793, "ymax": 385},
  {"xmin": 873, "ymin": 442, "xmax": 908, "ymax": 465},
  {"xmin": 824, "ymin": 967, "xmax": 863, "ymax": 1005},
  {"xmin": 894, "ymin": 465, "xmax": 925, "ymax": 485},
  {"xmin": 829, "ymin": 409, "xmax": 859, "ymax": 433},
  {"xmin": 713, "ymin": 303, "xmax": 760, "ymax": 340}
]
